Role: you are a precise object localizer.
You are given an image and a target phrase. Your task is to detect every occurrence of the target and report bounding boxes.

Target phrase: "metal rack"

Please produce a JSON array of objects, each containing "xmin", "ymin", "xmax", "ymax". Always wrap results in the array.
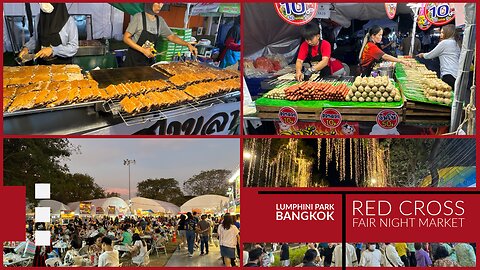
[{"xmin": 104, "ymin": 91, "xmax": 240, "ymax": 126}]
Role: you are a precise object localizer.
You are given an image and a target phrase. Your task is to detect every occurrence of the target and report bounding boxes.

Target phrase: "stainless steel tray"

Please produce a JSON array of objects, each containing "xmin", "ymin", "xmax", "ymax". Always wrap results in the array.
[{"xmin": 3, "ymin": 100, "xmax": 105, "ymax": 118}]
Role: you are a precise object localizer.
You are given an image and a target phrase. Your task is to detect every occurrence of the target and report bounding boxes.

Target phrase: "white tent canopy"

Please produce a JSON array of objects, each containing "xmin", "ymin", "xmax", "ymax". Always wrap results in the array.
[
  {"xmin": 68, "ymin": 197, "xmax": 129, "ymax": 215},
  {"xmin": 131, "ymin": 197, "xmax": 166, "ymax": 214},
  {"xmin": 329, "ymin": 3, "xmax": 413, "ymax": 28},
  {"xmin": 154, "ymin": 200, "xmax": 180, "ymax": 214},
  {"xmin": 180, "ymin": 194, "xmax": 229, "ymax": 213},
  {"xmin": 38, "ymin": 200, "xmax": 71, "ymax": 216}
]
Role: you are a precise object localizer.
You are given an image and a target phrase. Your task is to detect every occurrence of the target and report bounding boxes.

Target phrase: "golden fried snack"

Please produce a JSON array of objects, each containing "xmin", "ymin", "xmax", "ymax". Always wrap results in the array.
[
  {"xmin": 3, "ymin": 98, "xmax": 11, "ymax": 112},
  {"xmin": 47, "ymin": 89, "xmax": 69, "ymax": 107},
  {"xmin": 7, "ymin": 92, "xmax": 37, "ymax": 112},
  {"xmin": 51, "ymin": 74, "xmax": 69, "ymax": 82},
  {"xmin": 120, "ymin": 96, "xmax": 136, "ymax": 114}
]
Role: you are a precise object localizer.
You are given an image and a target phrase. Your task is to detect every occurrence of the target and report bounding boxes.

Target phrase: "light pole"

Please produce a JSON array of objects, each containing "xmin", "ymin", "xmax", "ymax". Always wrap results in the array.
[{"xmin": 123, "ymin": 159, "xmax": 136, "ymax": 215}]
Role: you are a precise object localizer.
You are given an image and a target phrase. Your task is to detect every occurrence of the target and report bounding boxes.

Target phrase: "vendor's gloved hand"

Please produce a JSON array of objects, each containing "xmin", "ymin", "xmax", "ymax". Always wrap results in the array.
[{"xmin": 303, "ymin": 68, "xmax": 314, "ymax": 81}]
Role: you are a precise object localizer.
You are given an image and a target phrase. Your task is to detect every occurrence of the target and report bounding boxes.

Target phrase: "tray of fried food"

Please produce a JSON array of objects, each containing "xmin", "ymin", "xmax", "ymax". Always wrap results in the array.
[
  {"xmin": 183, "ymin": 79, "xmax": 239, "ymax": 99},
  {"xmin": 51, "ymin": 73, "xmax": 70, "ymax": 82},
  {"xmin": 33, "ymin": 85, "xmax": 58, "ymax": 108},
  {"xmin": 3, "ymin": 87, "xmax": 16, "ymax": 112},
  {"xmin": 142, "ymin": 80, "xmax": 171, "ymax": 92},
  {"xmin": 104, "ymin": 84, "xmax": 122, "ymax": 100},
  {"xmin": 154, "ymin": 62, "xmax": 190, "ymax": 76},
  {"xmin": 168, "ymin": 73, "xmax": 205, "ymax": 87},
  {"xmin": 46, "ymin": 82, "xmax": 69, "ymax": 107},
  {"xmin": 77, "ymin": 80, "xmax": 103, "ymax": 102},
  {"xmin": 65, "ymin": 64, "xmax": 82, "ymax": 74},
  {"xmin": 50, "ymin": 64, "xmax": 66, "ymax": 74},
  {"xmin": 6, "ymin": 91, "xmax": 38, "ymax": 112}
]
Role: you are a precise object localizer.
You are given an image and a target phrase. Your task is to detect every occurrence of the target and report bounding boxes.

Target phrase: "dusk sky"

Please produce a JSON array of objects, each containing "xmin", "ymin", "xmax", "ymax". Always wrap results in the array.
[{"xmin": 65, "ymin": 139, "xmax": 239, "ymax": 196}]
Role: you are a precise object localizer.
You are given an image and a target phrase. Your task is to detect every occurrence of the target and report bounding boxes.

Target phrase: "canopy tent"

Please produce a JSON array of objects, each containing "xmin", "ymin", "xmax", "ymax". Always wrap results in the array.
[
  {"xmin": 180, "ymin": 194, "xmax": 229, "ymax": 214},
  {"xmin": 153, "ymin": 200, "xmax": 180, "ymax": 215},
  {"xmin": 38, "ymin": 200, "xmax": 71, "ymax": 216},
  {"xmin": 130, "ymin": 197, "xmax": 166, "ymax": 214},
  {"xmin": 68, "ymin": 197, "xmax": 129, "ymax": 216},
  {"xmin": 244, "ymin": 3, "xmax": 413, "ymax": 60}
]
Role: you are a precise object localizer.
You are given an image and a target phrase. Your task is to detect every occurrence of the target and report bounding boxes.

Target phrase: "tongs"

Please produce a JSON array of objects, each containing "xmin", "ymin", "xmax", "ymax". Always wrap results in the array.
[{"xmin": 15, "ymin": 53, "xmax": 37, "ymax": 65}]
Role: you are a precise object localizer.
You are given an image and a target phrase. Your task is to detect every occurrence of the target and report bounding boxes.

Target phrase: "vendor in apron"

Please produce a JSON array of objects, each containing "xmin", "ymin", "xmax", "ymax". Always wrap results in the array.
[
  {"xmin": 18, "ymin": 3, "xmax": 78, "ymax": 65},
  {"xmin": 295, "ymin": 22, "xmax": 332, "ymax": 81},
  {"xmin": 123, "ymin": 3, "xmax": 198, "ymax": 67},
  {"xmin": 359, "ymin": 25, "xmax": 412, "ymax": 76}
]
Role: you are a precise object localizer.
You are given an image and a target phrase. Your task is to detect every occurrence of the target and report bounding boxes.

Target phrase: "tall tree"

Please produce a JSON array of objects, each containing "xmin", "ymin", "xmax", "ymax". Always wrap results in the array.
[
  {"xmin": 52, "ymin": 173, "xmax": 106, "ymax": 203},
  {"xmin": 3, "ymin": 139, "xmax": 78, "ymax": 203},
  {"xmin": 136, "ymin": 178, "xmax": 184, "ymax": 203},
  {"xmin": 183, "ymin": 169, "xmax": 232, "ymax": 196}
]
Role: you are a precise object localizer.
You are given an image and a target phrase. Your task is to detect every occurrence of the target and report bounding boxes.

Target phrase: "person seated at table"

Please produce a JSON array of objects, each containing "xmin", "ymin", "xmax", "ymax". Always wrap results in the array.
[
  {"xmin": 98, "ymin": 237, "xmax": 120, "ymax": 267},
  {"xmin": 134, "ymin": 224, "xmax": 144, "ymax": 235},
  {"xmin": 88, "ymin": 234, "xmax": 104, "ymax": 258},
  {"xmin": 63, "ymin": 238, "xmax": 82, "ymax": 266},
  {"xmin": 119, "ymin": 226, "xmax": 132, "ymax": 245},
  {"xmin": 145, "ymin": 224, "xmax": 153, "ymax": 234},
  {"xmin": 129, "ymin": 233, "xmax": 149, "ymax": 265}
]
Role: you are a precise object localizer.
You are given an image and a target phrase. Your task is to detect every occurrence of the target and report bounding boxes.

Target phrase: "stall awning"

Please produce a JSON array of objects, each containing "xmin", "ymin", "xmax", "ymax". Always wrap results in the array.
[
  {"xmin": 110, "ymin": 3, "xmax": 144, "ymax": 15},
  {"xmin": 190, "ymin": 3, "xmax": 240, "ymax": 16}
]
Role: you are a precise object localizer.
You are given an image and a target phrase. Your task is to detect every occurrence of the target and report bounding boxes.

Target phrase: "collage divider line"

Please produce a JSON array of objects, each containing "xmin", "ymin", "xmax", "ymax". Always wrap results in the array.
[{"xmin": 342, "ymin": 193, "xmax": 346, "ymax": 270}]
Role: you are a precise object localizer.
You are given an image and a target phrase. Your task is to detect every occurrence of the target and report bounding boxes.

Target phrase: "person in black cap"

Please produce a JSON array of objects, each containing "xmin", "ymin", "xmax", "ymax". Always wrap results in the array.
[
  {"xmin": 19, "ymin": 3, "xmax": 78, "ymax": 64},
  {"xmin": 123, "ymin": 3, "xmax": 198, "ymax": 67}
]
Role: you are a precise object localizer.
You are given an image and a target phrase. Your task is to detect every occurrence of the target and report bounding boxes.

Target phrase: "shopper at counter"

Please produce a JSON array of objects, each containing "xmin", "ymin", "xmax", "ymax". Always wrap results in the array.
[
  {"xmin": 123, "ymin": 3, "xmax": 198, "ymax": 67},
  {"xmin": 219, "ymin": 16, "xmax": 241, "ymax": 69},
  {"xmin": 295, "ymin": 22, "xmax": 342, "ymax": 81},
  {"xmin": 359, "ymin": 25, "xmax": 412, "ymax": 76},
  {"xmin": 19, "ymin": 3, "xmax": 78, "ymax": 64},
  {"xmin": 417, "ymin": 24, "xmax": 460, "ymax": 90}
]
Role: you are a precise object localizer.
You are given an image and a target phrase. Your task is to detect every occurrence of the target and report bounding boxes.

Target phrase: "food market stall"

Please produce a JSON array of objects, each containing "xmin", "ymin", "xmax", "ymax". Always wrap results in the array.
[
  {"xmin": 3, "ymin": 62, "xmax": 240, "ymax": 135},
  {"xmin": 243, "ymin": 3, "xmax": 475, "ymax": 135},
  {"xmin": 3, "ymin": 3, "xmax": 241, "ymax": 135}
]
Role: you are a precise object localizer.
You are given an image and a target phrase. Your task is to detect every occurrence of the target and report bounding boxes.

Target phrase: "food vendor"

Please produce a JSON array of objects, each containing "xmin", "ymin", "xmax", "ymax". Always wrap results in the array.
[
  {"xmin": 417, "ymin": 24, "xmax": 460, "ymax": 90},
  {"xmin": 295, "ymin": 22, "xmax": 339, "ymax": 81},
  {"xmin": 123, "ymin": 3, "xmax": 198, "ymax": 67},
  {"xmin": 18, "ymin": 3, "xmax": 79, "ymax": 65},
  {"xmin": 359, "ymin": 25, "xmax": 412, "ymax": 76}
]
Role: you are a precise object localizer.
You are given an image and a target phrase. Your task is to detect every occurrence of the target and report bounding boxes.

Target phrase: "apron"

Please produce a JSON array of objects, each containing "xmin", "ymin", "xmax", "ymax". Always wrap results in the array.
[
  {"xmin": 36, "ymin": 55, "xmax": 72, "ymax": 65},
  {"xmin": 304, "ymin": 40, "xmax": 332, "ymax": 77},
  {"xmin": 360, "ymin": 58, "xmax": 382, "ymax": 77},
  {"xmin": 124, "ymin": 12, "xmax": 160, "ymax": 67}
]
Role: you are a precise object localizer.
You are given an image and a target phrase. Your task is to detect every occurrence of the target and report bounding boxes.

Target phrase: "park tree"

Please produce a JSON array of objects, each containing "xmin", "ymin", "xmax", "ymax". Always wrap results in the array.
[
  {"xmin": 105, "ymin": 192, "xmax": 121, "ymax": 198},
  {"xmin": 3, "ymin": 139, "xmax": 79, "ymax": 203},
  {"xmin": 183, "ymin": 169, "xmax": 232, "ymax": 196},
  {"xmin": 52, "ymin": 173, "xmax": 106, "ymax": 203},
  {"xmin": 136, "ymin": 178, "xmax": 184, "ymax": 203}
]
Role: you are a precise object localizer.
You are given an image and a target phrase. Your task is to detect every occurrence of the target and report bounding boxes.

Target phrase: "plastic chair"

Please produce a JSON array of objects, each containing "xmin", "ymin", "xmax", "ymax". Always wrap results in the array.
[
  {"xmin": 153, "ymin": 238, "xmax": 167, "ymax": 255},
  {"xmin": 45, "ymin": 257, "xmax": 63, "ymax": 267},
  {"xmin": 78, "ymin": 246, "xmax": 89, "ymax": 256},
  {"xmin": 132, "ymin": 249, "xmax": 151, "ymax": 266}
]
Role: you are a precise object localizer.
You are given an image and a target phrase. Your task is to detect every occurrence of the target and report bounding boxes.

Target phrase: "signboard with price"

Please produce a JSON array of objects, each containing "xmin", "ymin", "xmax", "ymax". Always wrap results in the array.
[
  {"xmin": 274, "ymin": 3, "xmax": 318, "ymax": 25},
  {"xmin": 320, "ymin": 108, "xmax": 342, "ymax": 129},
  {"xmin": 424, "ymin": 3, "xmax": 455, "ymax": 26},
  {"xmin": 376, "ymin": 109, "xmax": 399, "ymax": 129},
  {"xmin": 278, "ymin": 107, "xmax": 299, "ymax": 126}
]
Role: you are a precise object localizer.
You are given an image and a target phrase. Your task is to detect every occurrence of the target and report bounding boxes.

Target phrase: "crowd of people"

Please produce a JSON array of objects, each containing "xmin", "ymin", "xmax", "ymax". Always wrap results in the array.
[
  {"xmin": 6, "ymin": 212, "xmax": 240, "ymax": 267},
  {"xmin": 244, "ymin": 242, "xmax": 476, "ymax": 267}
]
